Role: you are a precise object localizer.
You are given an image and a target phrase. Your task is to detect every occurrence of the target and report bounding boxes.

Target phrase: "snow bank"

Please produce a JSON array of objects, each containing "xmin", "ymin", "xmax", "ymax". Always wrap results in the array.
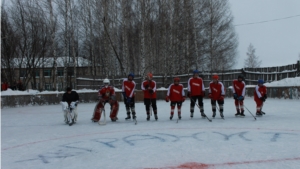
[{"xmin": 264, "ymin": 77, "xmax": 300, "ymax": 87}]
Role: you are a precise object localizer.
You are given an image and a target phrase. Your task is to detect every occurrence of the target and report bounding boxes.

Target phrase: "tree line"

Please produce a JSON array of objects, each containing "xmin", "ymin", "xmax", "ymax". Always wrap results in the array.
[{"xmin": 1, "ymin": 0, "xmax": 238, "ymax": 90}]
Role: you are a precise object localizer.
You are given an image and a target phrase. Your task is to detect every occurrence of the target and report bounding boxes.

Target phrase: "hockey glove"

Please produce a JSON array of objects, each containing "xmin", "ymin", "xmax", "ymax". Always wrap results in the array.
[
  {"xmin": 233, "ymin": 93, "xmax": 238, "ymax": 100},
  {"xmin": 260, "ymin": 97, "xmax": 266, "ymax": 102},
  {"xmin": 264, "ymin": 94, "xmax": 267, "ymax": 99},
  {"xmin": 219, "ymin": 96, "xmax": 224, "ymax": 100},
  {"xmin": 202, "ymin": 91, "xmax": 206, "ymax": 97},
  {"xmin": 182, "ymin": 97, "xmax": 185, "ymax": 102},
  {"xmin": 149, "ymin": 89, "xmax": 154, "ymax": 94},
  {"xmin": 187, "ymin": 92, "xmax": 190, "ymax": 98},
  {"xmin": 238, "ymin": 96, "xmax": 244, "ymax": 101},
  {"xmin": 145, "ymin": 84, "xmax": 149, "ymax": 89},
  {"xmin": 165, "ymin": 96, "xmax": 170, "ymax": 102}
]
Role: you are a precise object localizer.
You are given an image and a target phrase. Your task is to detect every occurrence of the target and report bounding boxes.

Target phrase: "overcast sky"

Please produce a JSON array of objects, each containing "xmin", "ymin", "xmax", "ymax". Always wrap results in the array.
[{"xmin": 228, "ymin": 0, "xmax": 300, "ymax": 68}]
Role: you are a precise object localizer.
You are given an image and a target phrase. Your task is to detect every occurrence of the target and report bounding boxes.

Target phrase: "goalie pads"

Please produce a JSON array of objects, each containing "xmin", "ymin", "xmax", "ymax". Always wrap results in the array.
[
  {"xmin": 61, "ymin": 101, "xmax": 78, "ymax": 123},
  {"xmin": 91, "ymin": 101, "xmax": 104, "ymax": 122},
  {"xmin": 109, "ymin": 100, "xmax": 119, "ymax": 121},
  {"xmin": 61, "ymin": 101, "xmax": 69, "ymax": 123}
]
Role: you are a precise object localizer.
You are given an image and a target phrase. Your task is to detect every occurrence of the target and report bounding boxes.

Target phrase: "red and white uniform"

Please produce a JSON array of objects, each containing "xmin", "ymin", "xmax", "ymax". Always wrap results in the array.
[
  {"xmin": 232, "ymin": 79, "xmax": 246, "ymax": 97},
  {"xmin": 122, "ymin": 79, "xmax": 136, "ymax": 98},
  {"xmin": 254, "ymin": 85, "xmax": 267, "ymax": 111},
  {"xmin": 188, "ymin": 77, "xmax": 205, "ymax": 96},
  {"xmin": 167, "ymin": 84, "xmax": 185, "ymax": 102},
  {"xmin": 98, "ymin": 85, "xmax": 115, "ymax": 100},
  {"xmin": 141, "ymin": 80, "xmax": 157, "ymax": 99},
  {"xmin": 209, "ymin": 81, "xmax": 225, "ymax": 100}
]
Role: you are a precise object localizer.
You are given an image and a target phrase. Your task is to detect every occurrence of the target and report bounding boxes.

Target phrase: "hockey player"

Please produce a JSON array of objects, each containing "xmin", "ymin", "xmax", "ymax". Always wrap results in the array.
[
  {"xmin": 187, "ymin": 70, "xmax": 206, "ymax": 118},
  {"xmin": 61, "ymin": 87, "xmax": 79, "ymax": 126},
  {"xmin": 165, "ymin": 77, "xmax": 185, "ymax": 120},
  {"xmin": 208, "ymin": 75, "xmax": 225, "ymax": 118},
  {"xmin": 141, "ymin": 73, "xmax": 158, "ymax": 121},
  {"xmin": 232, "ymin": 75, "xmax": 246, "ymax": 117},
  {"xmin": 254, "ymin": 79, "xmax": 267, "ymax": 116},
  {"xmin": 122, "ymin": 73, "xmax": 136, "ymax": 120},
  {"xmin": 91, "ymin": 78, "xmax": 119, "ymax": 122}
]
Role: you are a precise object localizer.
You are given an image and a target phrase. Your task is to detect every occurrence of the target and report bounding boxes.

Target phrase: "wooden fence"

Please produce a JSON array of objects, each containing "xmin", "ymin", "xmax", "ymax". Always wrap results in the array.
[
  {"xmin": 76, "ymin": 61, "xmax": 300, "ymax": 90},
  {"xmin": 1, "ymin": 86, "xmax": 299, "ymax": 108}
]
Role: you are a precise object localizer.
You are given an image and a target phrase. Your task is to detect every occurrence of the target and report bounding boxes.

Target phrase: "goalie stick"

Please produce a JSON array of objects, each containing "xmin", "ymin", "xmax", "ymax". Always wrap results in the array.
[{"xmin": 98, "ymin": 108, "xmax": 107, "ymax": 125}]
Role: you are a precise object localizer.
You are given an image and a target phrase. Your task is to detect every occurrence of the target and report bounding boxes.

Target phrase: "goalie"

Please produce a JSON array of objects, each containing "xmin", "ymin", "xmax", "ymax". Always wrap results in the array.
[
  {"xmin": 61, "ymin": 87, "xmax": 79, "ymax": 126},
  {"xmin": 91, "ymin": 78, "xmax": 119, "ymax": 122}
]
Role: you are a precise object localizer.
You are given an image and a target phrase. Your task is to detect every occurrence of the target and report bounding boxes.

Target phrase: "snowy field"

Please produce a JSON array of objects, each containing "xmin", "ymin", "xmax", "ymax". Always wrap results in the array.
[{"xmin": 2, "ymin": 98, "xmax": 300, "ymax": 169}]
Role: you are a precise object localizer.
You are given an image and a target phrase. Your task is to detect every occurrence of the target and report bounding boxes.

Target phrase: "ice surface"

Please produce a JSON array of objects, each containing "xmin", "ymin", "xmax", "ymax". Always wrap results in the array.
[{"xmin": 1, "ymin": 98, "xmax": 300, "ymax": 169}]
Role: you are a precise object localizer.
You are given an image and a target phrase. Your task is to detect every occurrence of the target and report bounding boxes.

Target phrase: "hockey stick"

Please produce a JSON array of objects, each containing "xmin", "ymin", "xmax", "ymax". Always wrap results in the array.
[
  {"xmin": 190, "ymin": 98, "xmax": 212, "ymax": 122},
  {"xmin": 98, "ymin": 108, "xmax": 106, "ymax": 125},
  {"xmin": 243, "ymin": 105, "xmax": 256, "ymax": 120}
]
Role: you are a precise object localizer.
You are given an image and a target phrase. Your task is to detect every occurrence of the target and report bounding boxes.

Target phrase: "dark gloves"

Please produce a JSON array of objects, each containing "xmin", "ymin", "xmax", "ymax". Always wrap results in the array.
[
  {"xmin": 260, "ymin": 97, "xmax": 266, "ymax": 102},
  {"xmin": 187, "ymin": 92, "xmax": 190, "ymax": 98},
  {"xmin": 238, "ymin": 96, "xmax": 244, "ymax": 101},
  {"xmin": 145, "ymin": 84, "xmax": 149, "ymax": 89},
  {"xmin": 233, "ymin": 93, "xmax": 238, "ymax": 100},
  {"xmin": 149, "ymin": 89, "xmax": 154, "ymax": 94},
  {"xmin": 182, "ymin": 97, "xmax": 185, "ymax": 102},
  {"xmin": 219, "ymin": 96, "xmax": 224, "ymax": 100},
  {"xmin": 165, "ymin": 96, "xmax": 169, "ymax": 102}
]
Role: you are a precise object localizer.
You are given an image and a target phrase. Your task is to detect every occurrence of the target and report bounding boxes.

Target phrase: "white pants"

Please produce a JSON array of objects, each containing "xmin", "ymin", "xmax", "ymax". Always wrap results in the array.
[{"xmin": 61, "ymin": 101, "xmax": 78, "ymax": 122}]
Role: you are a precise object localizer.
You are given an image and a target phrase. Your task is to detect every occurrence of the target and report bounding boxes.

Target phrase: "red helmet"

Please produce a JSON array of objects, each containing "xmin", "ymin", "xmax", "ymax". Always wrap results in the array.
[
  {"xmin": 147, "ymin": 73, "xmax": 153, "ymax": 78},
  {"xmin": 212, "ymin": 75, "xmax": 219, "ymax": 80},
  {"xmin": 174, "ymin": 77, "xmax": 180, "ymax": 82}
]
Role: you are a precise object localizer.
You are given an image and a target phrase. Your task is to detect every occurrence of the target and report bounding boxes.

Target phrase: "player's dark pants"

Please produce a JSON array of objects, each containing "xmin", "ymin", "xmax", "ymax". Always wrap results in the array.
[
  {"xmin": 124, "ymin": 97, "xmax": 135, "ymax": 116},
  {"xmin": 144, "ymin": 98, "xmax": 157, "ymax": 115},
  {"xmin": 170, "ymin": 101, "xmax": 182, "ymax": 116},
  {"xmin": 211, "ymin": 99, "xmax": 224, "ymax": 113},
  {"xmin": 190, "ymin": 95, "xmax": 204, "ymax": 113}
]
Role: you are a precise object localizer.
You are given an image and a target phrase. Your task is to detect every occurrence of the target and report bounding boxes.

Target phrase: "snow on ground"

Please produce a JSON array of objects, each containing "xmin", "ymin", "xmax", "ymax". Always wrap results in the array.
[
  {"xmin": 264, "ymin": 77, "xmax": 300, "ymax": 87},
  {"xmin": 2, "ymin": 98, "xmax": 300, "ymax": 169}
]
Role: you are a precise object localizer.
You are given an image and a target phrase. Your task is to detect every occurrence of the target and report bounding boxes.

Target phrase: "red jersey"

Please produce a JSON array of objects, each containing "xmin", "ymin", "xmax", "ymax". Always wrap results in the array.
[
  {"xmin": 254, "ymin": 85, "xmax": 267, "ymax": 101},
  {"xmin": 122, "ymin": 79, "xmax": 136, "ymax": 98},
  {"xmin": 232, "ymin": 79, "xmax": 246, "ymax": 97},
  {"xmin": 188, "ymin": 77, "xmax": 205, "ymax": 96},
  {"xmin": 141, "ymin": 80, "xmax": 157, "ymax": 99},
  {"xmin": 209, "ymin": 81, "xmax": 225, "ymax": 100},
  {"xmin": 167, "ymin": 84, "xmax": 185, "ymax": 102},
  {"xmin": 98, "ymin": 85, "xmax": 115, "ymax": 100}
]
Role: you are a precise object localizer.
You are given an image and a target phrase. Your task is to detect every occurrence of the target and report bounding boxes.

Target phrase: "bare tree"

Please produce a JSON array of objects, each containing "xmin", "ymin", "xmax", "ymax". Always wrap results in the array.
[{"xmin": 244, "ymin": 43, "xmax": 262, "ymax": 68}]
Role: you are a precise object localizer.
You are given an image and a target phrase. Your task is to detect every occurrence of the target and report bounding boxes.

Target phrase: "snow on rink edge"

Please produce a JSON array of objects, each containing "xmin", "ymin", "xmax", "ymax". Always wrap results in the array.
[{"xmin": 1, "ymin": 98, "xmax": 300, "ymax": 169}]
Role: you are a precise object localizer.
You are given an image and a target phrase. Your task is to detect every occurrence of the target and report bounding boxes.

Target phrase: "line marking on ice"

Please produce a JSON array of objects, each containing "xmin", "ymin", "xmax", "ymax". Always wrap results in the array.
[{"xmin": 2, "ymin": 127, "xmax": 300, "ymax": 151}]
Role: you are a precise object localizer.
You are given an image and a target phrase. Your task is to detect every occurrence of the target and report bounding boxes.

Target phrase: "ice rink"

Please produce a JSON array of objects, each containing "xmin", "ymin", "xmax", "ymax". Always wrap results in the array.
[{"xmin": 2, "ymin": 98, "xmax": 300, "ymax": 169}]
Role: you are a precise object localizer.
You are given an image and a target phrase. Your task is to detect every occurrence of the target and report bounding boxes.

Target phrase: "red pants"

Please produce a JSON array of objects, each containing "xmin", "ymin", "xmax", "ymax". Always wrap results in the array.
[
  {"xmin": 255, "ymin": 99, "xmax": 263, "ymax": 112},
  {"xmin": 234, "ymin": 100, "xmax": 244, "ymax": 110}
]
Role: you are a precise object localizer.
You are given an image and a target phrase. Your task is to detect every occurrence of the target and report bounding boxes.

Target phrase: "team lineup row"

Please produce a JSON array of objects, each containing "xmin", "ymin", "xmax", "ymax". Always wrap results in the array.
[{"xmin": 60, "ymin": 70, "xmax": 267, "ymax": 126}]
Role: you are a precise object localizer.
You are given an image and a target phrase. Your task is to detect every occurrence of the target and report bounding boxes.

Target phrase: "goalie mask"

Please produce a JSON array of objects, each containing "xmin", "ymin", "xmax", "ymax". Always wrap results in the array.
[{"xmin": 103, "ymin": 78, "xmax": 110, "ymax": 86}]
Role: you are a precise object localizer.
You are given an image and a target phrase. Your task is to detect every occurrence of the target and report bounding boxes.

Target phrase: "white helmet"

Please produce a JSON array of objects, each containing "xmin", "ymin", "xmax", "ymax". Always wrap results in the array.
[{"xmin": 103, "ymin": 78, "xmax": 110, "ymax": 85}]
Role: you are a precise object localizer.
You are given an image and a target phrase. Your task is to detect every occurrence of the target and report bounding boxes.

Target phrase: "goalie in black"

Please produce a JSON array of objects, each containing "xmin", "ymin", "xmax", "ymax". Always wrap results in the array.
[{"xmin": 61, "ymin": 87, "xmax": 79, "ymax": 126}]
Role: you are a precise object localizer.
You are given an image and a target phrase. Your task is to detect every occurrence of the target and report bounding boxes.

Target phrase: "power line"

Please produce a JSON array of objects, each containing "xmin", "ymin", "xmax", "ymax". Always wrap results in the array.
[{"xmin": 234, "ymin": 14, "xmax": 300, "ymax": 26}]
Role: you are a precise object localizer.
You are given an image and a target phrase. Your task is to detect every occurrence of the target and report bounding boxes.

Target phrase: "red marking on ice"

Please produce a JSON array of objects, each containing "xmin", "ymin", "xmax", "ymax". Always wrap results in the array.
[{"xmin": 151, "ymin": 157, "xmax": 300, "ymax": 169}]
